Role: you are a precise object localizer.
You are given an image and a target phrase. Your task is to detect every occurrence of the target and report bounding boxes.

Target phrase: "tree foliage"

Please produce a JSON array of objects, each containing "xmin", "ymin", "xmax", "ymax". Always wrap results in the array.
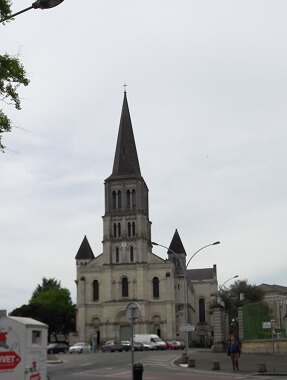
[
  {"xmin": 217, "ymin": 279, "xmax": 267, "ymax": 337},
  {"xmin": 0, "ymin": 1, "xmax": 30, "ymax": 152},
  {"xmin": 219, "ymin": 279, "xmax": 264, "ymax": 311},
  {"xmin": 10, "ymin": 277, "xmax": 76, "ymax": 341},
  {"xmin": 0, "ymin": 0, "xmax": 12, "ymax": 21},
  {"xmin": 31, "ymin": 277, "xmax": 62, "ymax": 299}
]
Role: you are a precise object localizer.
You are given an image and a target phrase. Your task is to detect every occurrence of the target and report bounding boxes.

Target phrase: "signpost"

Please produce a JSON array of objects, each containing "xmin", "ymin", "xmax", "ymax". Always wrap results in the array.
[
  {"xmin": 125, "ymin": 302, "xmax": 141, "ymax": 380},
  {"xmin": 262, "ymin": 320, "xmax": 276, "ymax": 371},
  {"xmin": 262, "ymin": 321, "xmax": 271, "ymax": 329},
  {"xmin": 180, "ymin": 324, "xmax": 196, "ymax": 332}
]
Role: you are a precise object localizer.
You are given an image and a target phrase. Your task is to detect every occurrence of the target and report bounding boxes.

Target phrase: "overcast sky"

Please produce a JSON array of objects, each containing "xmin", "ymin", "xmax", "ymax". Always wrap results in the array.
[{"xmin": 1, "ymin": 1, "xmax": 287, "ymax": 313}]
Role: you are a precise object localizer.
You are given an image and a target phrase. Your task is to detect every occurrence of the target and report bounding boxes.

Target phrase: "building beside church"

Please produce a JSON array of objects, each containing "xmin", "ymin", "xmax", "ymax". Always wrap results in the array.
[{"xmin": 74, "ymin": 92, "xmax": 218, "ymax": 347}]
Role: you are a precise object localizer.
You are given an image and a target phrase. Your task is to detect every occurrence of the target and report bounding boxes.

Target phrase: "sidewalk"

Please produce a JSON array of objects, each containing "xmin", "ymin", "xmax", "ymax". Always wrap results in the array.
[{"xmin": 175, "ymin": 348, "xmax": 287, "ymax": 376}]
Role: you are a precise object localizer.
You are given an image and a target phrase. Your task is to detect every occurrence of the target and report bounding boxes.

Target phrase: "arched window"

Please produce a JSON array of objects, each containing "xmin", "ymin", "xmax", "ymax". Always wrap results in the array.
[
  {"xmin": 199, "ymin": 298, "xmax": 206, "ymax": 323},
  {"xmin": 130, "ymin": 246, "xmax": 134, "ymax": 262},
  {"xmin": 132, "ymin": 222, "xmax": 136, "ymax": 236},
  {"xmin": 128, "ymin": 222, "xmax": 131, "ymax": 237},
  {"xmin": 127, "ymin": 190, "xmax": 131, "ymax": 209},
  {"xmin": 132, "ymin": 189, "xmax": 136, "ymax": 208},
  {"xmin": 115, "ymin": 247, "xmax": 119, "ymax": 263},
  {"xmin": 122, "ymin": 277, "xmax": 129, "ymax": 297},
  {"xmin": 118, "ymin": 190, "xmax": 122, "ymax": 209},
  {"xmin": 93, "ymin": 280, "xmax": 99, "ymax": 301},
  {"xmin": 112, "ymin": 191, "xmax": 116, "ymax": 209},
  {"xmin": 153, "ymin": 277, "xmax": 159, "ymax": 298},
  {"xmin": 113, "ymin": 223, "xmax": 121, "ymax": 237}
]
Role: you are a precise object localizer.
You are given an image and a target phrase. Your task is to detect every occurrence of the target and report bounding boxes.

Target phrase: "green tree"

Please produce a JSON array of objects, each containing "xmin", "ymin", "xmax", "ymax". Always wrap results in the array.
[
  {"xmin": 0, "ymin": 1, "xmax": 30, "ymax": 152},
  {"xmin": 217, "ymin": 279, "xmax": 265, "ymax": 337},
  {"xmin": 31, "ymin": 277, "xmax": 62, "ymax": 299},
  {"xmin": 10, "ymin": 277, "xmax": 76, "ymax": 341}
]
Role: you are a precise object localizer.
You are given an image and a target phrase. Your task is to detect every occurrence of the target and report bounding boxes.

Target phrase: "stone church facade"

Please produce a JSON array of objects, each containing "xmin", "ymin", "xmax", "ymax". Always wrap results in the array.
[{"xmin": 74, "ymin": 92, "xmax": 218, "ymax": 346}]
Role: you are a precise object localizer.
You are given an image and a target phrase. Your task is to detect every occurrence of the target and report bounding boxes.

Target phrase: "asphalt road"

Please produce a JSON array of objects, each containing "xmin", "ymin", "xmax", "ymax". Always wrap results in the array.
[{"xmin": 47, "ymin": 350, "xmax": 286, "ymax": 380}]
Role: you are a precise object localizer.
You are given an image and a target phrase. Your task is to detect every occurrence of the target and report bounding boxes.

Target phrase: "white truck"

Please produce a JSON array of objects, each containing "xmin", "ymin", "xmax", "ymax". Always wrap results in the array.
[{"xmin": 133, "ymin": 334, "xmax": 166, "ymax": 350}]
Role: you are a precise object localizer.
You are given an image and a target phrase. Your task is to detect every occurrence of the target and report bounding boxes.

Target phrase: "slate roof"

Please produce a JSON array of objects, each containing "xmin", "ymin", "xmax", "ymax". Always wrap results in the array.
[
  {"xmin": 257, "ymin": 283, "xmax": 287, "ymax": 295},
  {"xmin": 109, "ymin": 91, "xmax": 141, "ymax": 178},
  {"xmin": 168, "ymin": 229, "xmax": 186, "ymax": 256},
  {"xmin": 187, "ymin": 267, "xmax": 216, "ymax": 282},
  {"xmin": 75, "ymin": 235, "xmax": 95, "ymax": 260}
]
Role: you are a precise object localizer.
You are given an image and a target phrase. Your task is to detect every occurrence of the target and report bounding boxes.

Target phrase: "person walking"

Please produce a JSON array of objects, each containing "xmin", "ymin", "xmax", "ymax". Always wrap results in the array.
[{"xmin": 227, "ymin": 336, "xmax": 241, "ymax": 372}]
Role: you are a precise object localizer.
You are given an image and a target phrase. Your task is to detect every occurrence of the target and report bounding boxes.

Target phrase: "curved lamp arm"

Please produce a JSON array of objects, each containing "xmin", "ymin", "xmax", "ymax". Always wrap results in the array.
[
  {"xmin": 186, "ymin": 241, "xmax": 220, "ymax": 268},
  {"xmin": 1, "ymin": 0, "xmax": 64, "ymax": 22},
  {"xmin": 219, "ymin": 275, "xmax": 239, "ymax": 290}
]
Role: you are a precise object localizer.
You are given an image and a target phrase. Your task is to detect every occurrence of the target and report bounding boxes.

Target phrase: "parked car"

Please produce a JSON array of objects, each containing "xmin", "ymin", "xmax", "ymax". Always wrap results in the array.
[
  {"xmin": 133, "ymin": 334, "xmax": 166, "ymax": 350},
  {"xmin": 121, "ymin": 340, "xmax": 131, "ymax": 351},
  {"xmin": 102, "ymin": 340, "xmax": 123, "ymax": 352},
  {"xmin": 133, "ymin": 342, "xmax": 144, "ymax": 351},
  {"xmin": 172, "ymin": 340, "xmax": 185, "ymax": 350},
  {"xmin": 69, "ymin": 342, "xmax": 91, "ymax": 353},
  {"xmin": 142, "ymin": 341, "xmax": 156, "ymax": 351},
  {"xmin": 47, "ymin": 343, "xmax": 68, "ymax": 354},
  {"xmin": 164, "ymin": 341, "xmax": 176, "ymax": 350}
]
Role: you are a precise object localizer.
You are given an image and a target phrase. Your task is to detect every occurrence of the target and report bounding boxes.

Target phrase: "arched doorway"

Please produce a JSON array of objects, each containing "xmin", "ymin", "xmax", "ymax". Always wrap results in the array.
[{"xmin": 151, "ymin": 315, "xmax": 162, "ymax": 337}]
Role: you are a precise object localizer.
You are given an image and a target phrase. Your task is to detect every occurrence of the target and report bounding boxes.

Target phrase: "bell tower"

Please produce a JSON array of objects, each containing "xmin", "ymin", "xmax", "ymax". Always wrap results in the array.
[{"xmin": 102, "ymin": 92, "xmax": 151, "ymax": 265}]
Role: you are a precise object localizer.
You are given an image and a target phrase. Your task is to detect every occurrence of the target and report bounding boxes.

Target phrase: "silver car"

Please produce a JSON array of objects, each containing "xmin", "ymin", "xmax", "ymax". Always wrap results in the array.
[{"xmin": 69, "ymin": 342, "xmax": 91, "ymax": 353}]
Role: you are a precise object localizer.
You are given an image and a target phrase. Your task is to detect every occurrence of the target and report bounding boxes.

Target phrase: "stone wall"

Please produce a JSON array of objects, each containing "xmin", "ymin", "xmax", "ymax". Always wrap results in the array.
[{"xmin": 242, "ymin": 339, "xmax": 287, "ymax": 354}]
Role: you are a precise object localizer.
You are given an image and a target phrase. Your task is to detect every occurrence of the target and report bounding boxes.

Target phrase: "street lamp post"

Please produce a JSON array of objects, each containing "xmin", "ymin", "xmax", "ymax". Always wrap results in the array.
[
  {"xmin": 1, "ymin": 0, "xmax": 64, "ymax": 22},
  {"xmin": 186, "ymin": 241, "xmax": 220, "ymax": 268},
  {"xmin": 217, "ymin": 275, "xmax": 238, "ymax": 307},
  {"xmin": 219, "ymin": 275, "xmax": 239, "ymax": 290},
  {"xmin": 151, "ymin": 240, "xmax": 220, "ymax": 355}
]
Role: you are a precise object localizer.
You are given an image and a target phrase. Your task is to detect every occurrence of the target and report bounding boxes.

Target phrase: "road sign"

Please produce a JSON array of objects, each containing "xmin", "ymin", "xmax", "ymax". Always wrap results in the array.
[
  {"xmin": 262, "ymin": 321, "xmax": 272, "ymax": 329},
  {"xmin": 180, "ymin": 324, "xmax": 196, "ymax": 332},
  {"xmin": 125, "ymin": 302, "xmax": 141, "ymax": 323}
]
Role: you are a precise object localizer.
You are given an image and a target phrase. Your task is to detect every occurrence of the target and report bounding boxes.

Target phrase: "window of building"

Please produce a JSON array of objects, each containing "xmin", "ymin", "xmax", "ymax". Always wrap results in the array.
[
  {"xmin": 132, "ymin": 222, "xmax": 136, "ymax": 236},
  {"xmin": 130, "ymin": 246, "xmax": 134, "ymax": 262},
  {"xmin": 118, "ymin": 190, "xmax": 122, "ymax": 209},
  {"xmin": 93, "ymin": 280, "xmax": 99, "ymax": 301},
  {"xmin": 152, "ymin": 277, "xmax": 159, "ymax": 298},
  {"xmin": 132, "ymin": 189, "xmax": 136, "ymax": 208},
  {"xmin": 115, "ymin": 247, "xmax": 119, "ymax": 263},
  {"xmin": 199, "ymin": 298, "xmax": 206, "ymax": 323},
  {"xmin": 127, "ymin": 189, "xmax": 136, "ymax": 209},
  {"xmin": 112, "ymin": 191, "xmax": 116, "ymax": 209},
  {"xmin": 113, "ymin": 223, "xmax": 121, "ymax": 237},
  {"xmin": 122, "ymin": 277, "xmax": 129, "ymax": 297},
  {"xmin": 112, "ymin": 190, "xmax": 122, "ymax": 209},
  {"xmin": 127, "ymin": 190, "xmax": 131, "ymax": 209}
]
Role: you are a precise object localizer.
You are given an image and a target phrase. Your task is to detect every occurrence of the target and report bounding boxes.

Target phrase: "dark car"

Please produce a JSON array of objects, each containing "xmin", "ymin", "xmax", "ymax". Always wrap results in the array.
[
  {"xmin": 47, "ymin": 343, "xmax": 68, "ymax": 354},
  {"xmin": 133, "ymin": 342, "xmax": 144, "ymax": 351},
  {"xmin": 121, "ymin": 340, "xmax": 131, "ymax": 351},
  {"xmin": 102, "ymin": 340, "xmax": 123, "ymax": 352}
]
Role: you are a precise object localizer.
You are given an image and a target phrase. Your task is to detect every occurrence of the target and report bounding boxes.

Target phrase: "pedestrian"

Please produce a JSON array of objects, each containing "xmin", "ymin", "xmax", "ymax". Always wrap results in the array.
[{"xmin": 227, "ymin": 336, "xmax": 240, "ymax": 372}]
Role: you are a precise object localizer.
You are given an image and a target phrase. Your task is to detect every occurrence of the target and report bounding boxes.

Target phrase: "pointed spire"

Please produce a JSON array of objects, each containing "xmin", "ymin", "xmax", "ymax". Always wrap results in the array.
[
  {"xmin": 111, "ymin": 92, "xmax": 141, "ymax": 177},
  {"xmin": 168, "ymin": 229, "xmax": 186, "ymax": 256},
  {"xmin": 75, "ymin": 235, "xmax": 95, "ymax": 260}
]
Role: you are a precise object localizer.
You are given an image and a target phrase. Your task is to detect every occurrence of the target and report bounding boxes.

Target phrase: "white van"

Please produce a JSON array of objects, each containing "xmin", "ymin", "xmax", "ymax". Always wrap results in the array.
[{"xmin": 133, "ymin": 334, "xmax": 166, "ymax": 350}]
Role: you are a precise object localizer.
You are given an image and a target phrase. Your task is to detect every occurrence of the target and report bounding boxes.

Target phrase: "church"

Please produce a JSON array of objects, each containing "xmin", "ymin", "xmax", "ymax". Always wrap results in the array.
[{"xmin": 74, "ymin": 92, "xmax": 218, "ymax": 347}]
